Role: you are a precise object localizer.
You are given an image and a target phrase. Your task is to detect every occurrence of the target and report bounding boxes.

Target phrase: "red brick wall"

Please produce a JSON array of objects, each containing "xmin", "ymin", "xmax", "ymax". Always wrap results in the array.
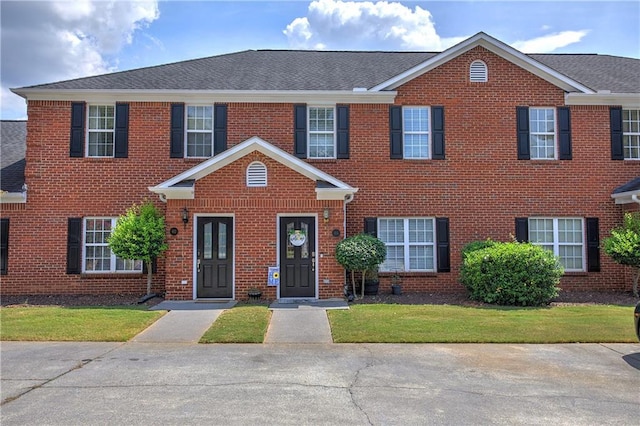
[{"xmin": 1, "ymin": 46, "xmax": 635, "ymax": 297}]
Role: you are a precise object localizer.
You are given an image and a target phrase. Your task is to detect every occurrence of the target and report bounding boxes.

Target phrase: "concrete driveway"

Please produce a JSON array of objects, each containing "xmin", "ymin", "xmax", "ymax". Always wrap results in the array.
[{"xmin": 1, "ymin": 342, "xmax": 639, "ymax": 425}]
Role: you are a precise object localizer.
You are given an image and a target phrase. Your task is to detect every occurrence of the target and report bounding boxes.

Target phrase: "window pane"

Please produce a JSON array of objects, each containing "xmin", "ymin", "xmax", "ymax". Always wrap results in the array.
[
  {"xmin": 381, "ymin": 246, "xmax": 404, "ymax": 272},
  {"xmin": 187, "ymin": 106, "xmax": 213, "ymax": 130},
  {"xmin": 403, "ymin": 107, "xmax": 429, "ymax": 159},
  {"xmin": 409, "ymin": 219, "xmax": 433, "ymax": 243},
  {"xmin": 203, "ymin": 222, "xmax": 213, "ymax": 260},
  {"xmin": 529, "ymin": 219, "xmax": 553, "ymax": 243},
  {"xmin": 187, "ymin": 133, "xmax": 213, "ymax": 157},
  {"xmin": 529, "ymin": 108, "xmax": 555, "ymax": 159},
  {"xmin": 558, "ymin": 219, "xmax": 582, "ymax": 243},
  {"xmin": 308, "ymin": 107, "xmax": 335, "ymax": 158},
  {"xmin": 218, "ymin": 223, "xmax": 227, "ymax": 260},
  {"xmin": 403, "ymin": 108, "xmax": 428, "ymax": 132},
  {"xmin": 379, "ymin": 219, "xmax": 404, "ymax": 243},
  {"xmin": 309, "ymin": 134, "xmax": 335, "ymax": 158},
  {"xmin": 409, "ymin": 245, "xmax": 434, "ymax": 270}
]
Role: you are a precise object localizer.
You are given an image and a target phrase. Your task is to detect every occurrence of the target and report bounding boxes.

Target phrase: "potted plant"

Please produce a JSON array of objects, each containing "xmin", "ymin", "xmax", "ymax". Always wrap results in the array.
[
  {"xmin": 335, "ymin": 233, "xmax": 386, "ymax": 300},
  {"xmin": 364, "ymin": 266, "xmax": 380, "ymax": 296},
  {"xmin": 391, "ymin": 270, "xmax": 402, "ymax": 295}
]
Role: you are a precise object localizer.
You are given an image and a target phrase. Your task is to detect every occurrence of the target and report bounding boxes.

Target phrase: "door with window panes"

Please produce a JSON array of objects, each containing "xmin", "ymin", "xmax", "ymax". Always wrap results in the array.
[
  {"xmin": 279, "ymin": 217, "xmax": 316, "ymax": 298},
  {"xmin": 196, "ymin": 217, "xmax": 233, "ymax": 298}
]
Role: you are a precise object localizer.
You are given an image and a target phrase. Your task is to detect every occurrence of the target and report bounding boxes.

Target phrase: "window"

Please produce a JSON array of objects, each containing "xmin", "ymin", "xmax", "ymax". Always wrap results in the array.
[
  {"xmin": 529, "ymin": 107, "xmax": 556, "ymax": 159},
  {"xmin": 403, "ymin": 107, "xmax": 430, "ymax": 159},
  {"xmin": 83, "ymin": 218, "xmax": 142, "ymax": 273},
  {"xmin": 528, "ymin": 218, "xmax": 584, "ymax": 271},
  {"xmin": 246, "ymin": 161, "xmax": 267, "ymax": 187},
  {"xmin": 308, "ymin": 106, "xmax": 335, "ymax": 158},
  {"xmin": 378, "ymin": 218, "xmax": 435, "ymax": 272},
  {"xmin": 186, "ymin": 105, "xmax": 213, "ymax": 157},
  {"xmin": 87, "ymin": 105, "xmax": 115, "ymax": 157},
  {"xmin": 623, "ymin": 109, "xmax": 640, "ymax": 159},
  {"xmin": 469, "ymin": 60, "xmax": 488, "ymax": 82}
]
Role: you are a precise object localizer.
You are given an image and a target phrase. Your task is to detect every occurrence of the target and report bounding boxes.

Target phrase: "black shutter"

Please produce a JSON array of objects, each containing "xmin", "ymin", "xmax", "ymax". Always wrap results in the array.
[
  {"xmin": 364, "ymin": 217, "xmax": 377, "ymax": 236},
  {"xmin": 431, "ymin": 106, "xmax": 445, "ymax": 160},
  {"xmin": 70, "ymin": 102, "xmax": 85, "ymax": 157},
  {"xmin": 516, "ymin": 106, "xmax": 530, "ymax": 160},
  {"xmin": 610, "ymin": 107, "xmax": 624, "ymax": 160},
  {"xmin": 294, "ymin": 104, "xmax": 307, "ymax": 159},
  {"xmin": 586, "ymin": 218, "xmax": 600, "ymax": 272},
  {"xmin": 114, "ymin": 103, "xmax": 129, "ymax": 158},
  {"xmin": 436, "ymin": 218, "xmax": 450, "ymax": 273},
  {"xmin": 170, "ymin": 103, "xmax": 184, "ymax": 158},
  {"xmin": 515, "ymin": 218, "xmax": 529, "ymax": 242},
  {"xmin": 557, "ymin": 107, "xmax": 572, "ymax": 160},
  {"xmin": 0, "ymin": 219, "xmax": 8, "ymax": 275},
  {"xmin": 214, "ymin": 104, "xmax": 228, "ymax": 155},
  {"xmin": 142, "ymin": 258, "xmax": 158, "ymax": 274},
  {"xmin": 389, "ymin": 106, "xmax": 403, "ymax": 159},
  {"xmin": 336, "ymin": 105, "xmax": 350, "ymax": 159},
  {"xmin": 67, "ymin": 218, "xmax": 82, "ymax": 274}
]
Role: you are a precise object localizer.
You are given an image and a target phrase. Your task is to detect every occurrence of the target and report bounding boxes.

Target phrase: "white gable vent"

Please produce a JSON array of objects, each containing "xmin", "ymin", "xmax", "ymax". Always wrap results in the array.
[
  {"xmin": 470, "ymin": 60, "xmax": 488, "ymax": 82},
  {"xmin": 246, "ymin": 161, "xmax": 267, "ymax": 187}
]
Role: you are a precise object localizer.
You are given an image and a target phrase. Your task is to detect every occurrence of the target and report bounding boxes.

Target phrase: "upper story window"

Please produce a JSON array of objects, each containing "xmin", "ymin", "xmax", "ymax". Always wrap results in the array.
[
  {"xmin": 389, "ymin": 106, "xmax": 445, "ymax": 160},
  {"xmin": 87, "ymin": 105, "xmax": 115, "ymax": 157},
  {"xmin": 528, "ymin": 217, "xmax": 585, "ymax": 271},
  {"xmin": 623, "ymin": 109, "xmax": 640, "ymax": 159},
  {"xmin": 403, "ymin": 107, "xmax": 430, "ymax": 159},
  {"xmin": 83, "ymin": 218, "xmax": 142, "ymax": 273},
  {"xmin": 469, "ymin": 60, "xmax": 488, "ymax": 82},
  {"xmin": 529, "ymin": 107, "xmax": 556, "ymax": 159},
  {"xmin": 186, "ymin": 105, "xmax": 214, "ymax": 158},
  {"xmin": 378, "ymin": 217, "xmax": 436, "ymax": 272},
  {"xmin": 308, "ymin": 106, "xmax": 335, "ymax": 159}
]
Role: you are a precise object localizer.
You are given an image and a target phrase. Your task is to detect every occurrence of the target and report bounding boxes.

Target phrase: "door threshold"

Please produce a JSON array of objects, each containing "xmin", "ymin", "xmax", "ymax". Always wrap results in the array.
[{"xmin": 195, "ymin": 298, "xmax": 234, "ymax": 303}]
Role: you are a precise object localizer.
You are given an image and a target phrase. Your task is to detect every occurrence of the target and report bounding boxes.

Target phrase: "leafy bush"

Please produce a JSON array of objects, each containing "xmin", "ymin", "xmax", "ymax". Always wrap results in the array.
[
  {"xmin": 460, "ymin": 241, "xmax": 563, "ymax": 306},
  {"xmin": 461, "ymin": 239, "xmax": 497, "ymax": 259},
  {"xmin": 335, "ymin": 233, "xmax": 386, "ymax": 299},
  {"xmin": 602, "ymin": 212, "xmax": 640, "ymax": 297}
]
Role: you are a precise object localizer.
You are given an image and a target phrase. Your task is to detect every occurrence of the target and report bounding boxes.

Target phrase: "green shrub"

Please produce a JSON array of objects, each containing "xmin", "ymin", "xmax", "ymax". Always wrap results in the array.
[
  {"xmin": 460, "ymin": 241, "xmax": 563, "ymax": 306},
  {"xmin": 461, "ymin": 239, "xmax": 497, "ymax": 259}
]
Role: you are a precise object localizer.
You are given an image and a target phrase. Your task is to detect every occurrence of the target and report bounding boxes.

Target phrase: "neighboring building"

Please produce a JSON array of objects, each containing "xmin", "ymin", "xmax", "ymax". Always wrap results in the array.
[{"xmin": 2, "ymin": 33, "xmax": 639, "ymax": 300}]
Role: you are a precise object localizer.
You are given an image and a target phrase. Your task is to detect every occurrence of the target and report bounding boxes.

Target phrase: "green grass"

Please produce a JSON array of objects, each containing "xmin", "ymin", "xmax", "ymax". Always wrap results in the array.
[
  {"xmin": 0, "ymin": 306, "xmax": 165, "ymax": 342},
  {"xmin": 200, "ymin": 305, "xmax": 271, "ymax": 343},
  {"xmin": 328, "ymin": 304, "xmax": 637, "ymax": 343}
]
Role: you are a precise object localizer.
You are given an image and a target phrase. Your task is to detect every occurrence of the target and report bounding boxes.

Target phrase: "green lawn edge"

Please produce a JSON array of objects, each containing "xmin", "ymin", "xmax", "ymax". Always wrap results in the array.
[{"xmin": 200, "ymin": 305, "xmax": 271, "ymax": 343}]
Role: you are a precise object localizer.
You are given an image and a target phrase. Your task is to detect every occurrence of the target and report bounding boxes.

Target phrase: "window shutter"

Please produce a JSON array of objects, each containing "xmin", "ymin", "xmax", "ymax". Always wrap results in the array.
[
  {"xmin": 294, "ymin": 104, "xmax": 307, "ymax": 159},
  {"xmin": 336, "ymin": 105, "xmax": 350, "ymax": 159},
  {"xmin": 142, "ymin": 258, "xmax": 158, "ymax": 274},
  {"xmin": 70, "ymin": 102, "xmax": 85, "ymax": 157},
  {"xmin": 586, "ymin": 218, "xmax": 600, "ymax": 272},
  {"xmin": 436, "ymin": 218, "xmax": 450, "ymax": 273},
  {"xmin": 610, "ymin": 107, "xmax": 624, "ymax": 160},
  {"xmin": 515, "ymin": 218, "xmax": 529, "ymax": 242},
  {"xmin": 557, "ymin": 107, "xmax": 572, "ymax": 160},
  {"xmin": 170, "ymin": 103, "xmax": 185, "ymax": 158},
  {"xmin": 214, "ymin": 104, "xmax": 227, "ymax": 155},
  {"xmin": 114, "ymin": 103, "xmax": 129, "ymax": 158},
  {"xmin": 364, "ymin": 217, "xmax": 377, "ymax": 236},
  {"xmin": 389, "ymin": 106, "xmax": 403, "ymax": 159},
  {"xmin": 516, "ymin": 106, "xmax": 530, "ymax": 160},
  {"xmin": 431, "ymin": 106, "xmax": 445, "ymax": 160},
  {"xmin": 67, "ymin": 218, "xmax": 82, "ymax": 274},
  {"xmin": 0, "ymin": 218, "xmax": 8, "ymax": 275}
]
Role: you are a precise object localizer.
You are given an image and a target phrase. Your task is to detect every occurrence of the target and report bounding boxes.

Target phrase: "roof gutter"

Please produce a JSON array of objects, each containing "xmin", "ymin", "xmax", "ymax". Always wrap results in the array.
[{"xmin": 565, "ymin": 92, "xmax": 640, "ymax": 107}]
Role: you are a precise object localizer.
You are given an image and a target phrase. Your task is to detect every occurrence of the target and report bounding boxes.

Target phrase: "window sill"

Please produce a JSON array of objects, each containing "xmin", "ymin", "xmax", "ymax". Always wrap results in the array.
[
  {"xmin": 81, "ymin": 273, "xmax": 143, "ymax": 279},
  {"xmin": 380, "ymin": 272, "xmax": 438, "ymax": 277},
  {"xmin": 563, "ymin": 271, "xmax": 588, "ymax": 276},
  {"xmin": 306, "ymin": 158, "xmax": 339, "ymax": 163},
  {"xmin": 527, "ymin": 160, "xmax": 562, "ymax": 165}
]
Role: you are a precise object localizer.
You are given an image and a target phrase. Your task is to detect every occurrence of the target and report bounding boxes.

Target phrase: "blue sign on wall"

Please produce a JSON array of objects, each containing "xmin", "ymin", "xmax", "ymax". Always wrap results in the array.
[{"xmin": 268, "ymin": 266, "xmax": 280, "ymax": 287}]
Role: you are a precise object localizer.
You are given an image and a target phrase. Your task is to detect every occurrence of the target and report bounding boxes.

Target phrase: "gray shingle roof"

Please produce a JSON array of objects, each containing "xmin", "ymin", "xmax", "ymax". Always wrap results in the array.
[
  {"xmin": 0, "ymin": 120, "xmax": 26, "ymax": 192},
  {"xmin": 613, "ymin": 176, "xmax": 640, "ymax": 194},
  {"xmin": 17, "ymin": 49, "xmax": 638, "ymax": 94}
]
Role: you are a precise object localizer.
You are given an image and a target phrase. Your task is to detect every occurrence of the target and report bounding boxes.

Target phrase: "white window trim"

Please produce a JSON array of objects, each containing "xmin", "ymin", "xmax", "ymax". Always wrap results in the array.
[
  {"xmin": 307, "ymin": 105, "xmax": 336, "ymax": 159},
  {"xmin": 529, "ymin": 107, "xmax": 557, "ymax": 160},
  {"xmin": 402, "ymin": 106, "xmax": 431, "ymax": 159},
  {"xmin": 623, "ymin": 108, "xmax": 640, "ymax": 160},
  {"xmin": 86, "ymin": 104, "xmax": 115, "ymax": 158},
  {"xmin": 528, "ymin": 217, "xmax": 585, "ymax": 272},
  {"xmin": 378, "ymin": 217, "xmax": 436, "ymax": 272},
  {"xmin": 246, "ymin": 161, "xmax": 267, "ymax": 187},
  {"xmin": 82, "ymin": 217, "xmax": 143, "ymax": 274},
  {"xmin": 185, "ymin": 105, "xmax": 214, "ymax": 158}
]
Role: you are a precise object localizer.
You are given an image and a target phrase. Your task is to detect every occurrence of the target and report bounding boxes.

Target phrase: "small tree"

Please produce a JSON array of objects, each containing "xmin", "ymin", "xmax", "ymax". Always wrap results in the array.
[
  {"xmin": 603, "ymin": 212, "xmax": 640, "ymax": 297},
  {"xmin": 108, "ymin": 201, "xmax": 168, "ymax": 297},
  {"xmin": 335, "ymin": 233, "xmax": 386, "ymax": 299}
]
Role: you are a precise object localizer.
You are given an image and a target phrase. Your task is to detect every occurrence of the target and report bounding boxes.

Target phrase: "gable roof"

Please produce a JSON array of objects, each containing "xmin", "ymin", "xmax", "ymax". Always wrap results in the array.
[
  {"xmin": 149, "ymin": 136, "xmax": 357, "ymax": 201},
  {"xmin": 612, "ymin": 176, "xmax": 640, "ymax": 204},
  {"xmin": 0, "ymin": 120, "xmax": 27, "ymax": 197}
]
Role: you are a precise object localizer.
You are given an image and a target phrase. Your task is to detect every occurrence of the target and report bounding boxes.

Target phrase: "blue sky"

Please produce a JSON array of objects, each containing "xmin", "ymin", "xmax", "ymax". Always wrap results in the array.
[{"xmin": 1, "ymin": 0, "xmax": 639, "ymax": 119}]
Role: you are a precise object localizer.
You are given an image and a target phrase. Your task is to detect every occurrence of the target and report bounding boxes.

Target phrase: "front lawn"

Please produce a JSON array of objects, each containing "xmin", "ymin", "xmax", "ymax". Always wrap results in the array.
[
  {"xmin": 200, "ymin": 305, "xmax": 271, "ymax": 343},
  {"xmin": 0, "ymin": 306, "xmax": 164, "ymax": 342},
  {"xmin": 327, "ymin": 304, "xmax": 637, "ymax": 343}
]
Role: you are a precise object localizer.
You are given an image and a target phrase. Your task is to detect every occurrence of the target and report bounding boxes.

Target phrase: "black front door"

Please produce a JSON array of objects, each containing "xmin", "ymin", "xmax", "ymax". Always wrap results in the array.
[
  {"xmin": 197, "ymin": 217, "xmax": 233, "ymax": 298},
  {"xmin": 279, "ymin": 216, "xmax": 316, "ymax": 298}
]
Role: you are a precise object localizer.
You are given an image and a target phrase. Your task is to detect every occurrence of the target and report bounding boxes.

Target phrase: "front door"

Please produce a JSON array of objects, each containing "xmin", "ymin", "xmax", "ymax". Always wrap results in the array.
[
  {"xmin": 196, "ymin": 217, "xmax": 233, "ymax": 298},
  {"xmin": 279, "ymin": 216, "xmax": 316, "ymax": 298}
]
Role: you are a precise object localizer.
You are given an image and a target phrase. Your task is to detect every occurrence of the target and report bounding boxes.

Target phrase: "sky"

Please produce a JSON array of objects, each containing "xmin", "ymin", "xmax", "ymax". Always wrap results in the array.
[{"xmin": 1, "ymin": 0, "xmax": 639, "ymax": 120}]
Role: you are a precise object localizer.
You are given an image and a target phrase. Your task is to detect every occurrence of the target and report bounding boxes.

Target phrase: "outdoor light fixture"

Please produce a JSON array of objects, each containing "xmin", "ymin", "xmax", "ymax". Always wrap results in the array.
[
  {"xmin": 181, "ymin": 207, "xmax": 189, "ymax": 227},
  {"xmin": 323, "ymin": 208, "xmax": 330, "ymax": 222}
]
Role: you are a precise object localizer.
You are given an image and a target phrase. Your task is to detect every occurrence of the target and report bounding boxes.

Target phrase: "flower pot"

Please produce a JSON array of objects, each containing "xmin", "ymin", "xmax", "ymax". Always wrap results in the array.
[
  {"xmin": 391, "ymin": 284, "xmax": 402, "ymax": 295},
  {"xmin": 364, "ymin": 279, "xmax": 379, "ymax": 296}
]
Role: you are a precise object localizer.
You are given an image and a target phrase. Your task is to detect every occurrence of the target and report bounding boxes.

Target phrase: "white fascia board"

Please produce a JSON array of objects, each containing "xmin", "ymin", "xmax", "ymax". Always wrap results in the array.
[
  {"xmin": 11, "ymin": 88, "xmax": 397, "ymax": 105},
  {"xmin": 148, "ymin": 185, "xmax": 194, "ymax": 200},
  {"xmin": 316, "ymin": 187, "xmax": 359, "ymax": 200},
  {"xmin": 611, "ymin": 189, "xmax": 640, "ymax": 204},
  {"xmin": 0, "ymin": 191, "xmax": 27, "ymax": 203},
  {"xmin": 370, "ymin": 32, "xmax": 594, "ymax": 94},
  {"xmin": 566, "ymin": 93, "xmax": 640, "ymax": 108}
]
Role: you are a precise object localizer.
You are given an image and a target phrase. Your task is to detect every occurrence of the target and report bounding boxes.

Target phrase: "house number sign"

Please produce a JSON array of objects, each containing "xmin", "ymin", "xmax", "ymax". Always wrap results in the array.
[{"xmin": 289, "ymin": 229, "xmax": 306, "ymax": 247}]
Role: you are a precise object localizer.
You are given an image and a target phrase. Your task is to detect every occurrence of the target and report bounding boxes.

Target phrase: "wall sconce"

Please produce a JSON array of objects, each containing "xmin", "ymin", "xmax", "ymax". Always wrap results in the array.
[
  {"xmin": 323, "ymin": 208, "xmax": 330, "ymax": 223},
  {"xmin": 181, "ymin": 207, "xmax": 189, "ymax": 228}
]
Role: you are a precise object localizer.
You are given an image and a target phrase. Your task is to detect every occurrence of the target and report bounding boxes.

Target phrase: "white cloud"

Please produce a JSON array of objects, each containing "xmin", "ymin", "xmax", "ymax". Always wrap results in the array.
[
  {"xmin": 511, "ymin": 30, "xmax": 590, "ymax": 53},
  {"xmin": 284, "ymin": 0, "xmax": 466, "ymax": 51},
  {"xmin": 0, "ymin": 0, "xmax": 160, "ymax": 119}
]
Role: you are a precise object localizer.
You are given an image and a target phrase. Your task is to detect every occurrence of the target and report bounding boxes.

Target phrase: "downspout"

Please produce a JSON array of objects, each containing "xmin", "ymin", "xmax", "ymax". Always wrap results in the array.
[{"xmin": 632, "ymin": 194, "xmax": 640, "ymax": 206}]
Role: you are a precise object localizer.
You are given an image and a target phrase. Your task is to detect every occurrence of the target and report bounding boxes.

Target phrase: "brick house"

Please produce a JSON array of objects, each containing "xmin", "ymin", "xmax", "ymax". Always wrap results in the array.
[{"xmin": 2, "ymin": 32, "xmax": 639, "ymax": 300}]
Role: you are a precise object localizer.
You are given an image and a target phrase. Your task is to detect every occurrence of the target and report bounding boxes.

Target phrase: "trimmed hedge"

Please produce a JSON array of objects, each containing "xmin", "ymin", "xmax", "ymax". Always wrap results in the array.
[{"xmin": 460, "ymin": 241, "xmax": 563, "ymax": 306}]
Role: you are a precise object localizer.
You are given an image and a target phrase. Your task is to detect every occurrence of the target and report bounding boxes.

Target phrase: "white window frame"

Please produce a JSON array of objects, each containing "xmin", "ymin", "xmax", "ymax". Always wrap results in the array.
[
  {"xmin": 623, "ymin": 108, "xmax": 640, "ymax": 160},
  {"xmin": 529, "ymin": 107, "xmax": 557, "ymax": 160},
  {"xmin": 378, "ymin": 217, "xmax": 436, "ymax": 272},
  {"xmin": 528, "ymin": 217, "xmax": 585, "ymax": 272},
  {"xmin": 185, "ymin": 105, "xmax": 214, "ymax": 158},
  {"xmin": 86, "ymin": 104, "xmax": 115, "ymax": 158},
  {"xmin": 402, "ymin": 106, "xmax": 430, "ymax": 159},
  {"xmin": 83, "ymin": 217, "xmax": 143, "ymax": 274},
  {"xmin": 308, "ymin": 106, "xmax": 336, "ymax": 159}
]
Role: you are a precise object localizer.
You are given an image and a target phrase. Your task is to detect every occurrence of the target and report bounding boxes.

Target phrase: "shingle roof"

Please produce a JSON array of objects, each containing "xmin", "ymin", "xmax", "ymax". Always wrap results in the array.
[
  {"xmin": 613, "ymin": 177, "xmax": 640, "ymax": 194},
  {"xmin": 17, "ymin": 49, "xmax": 639, "ymax": 94},
  {"xmin": 0, "ymin": 120, "xmax": 26, "ymax": 192}
]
